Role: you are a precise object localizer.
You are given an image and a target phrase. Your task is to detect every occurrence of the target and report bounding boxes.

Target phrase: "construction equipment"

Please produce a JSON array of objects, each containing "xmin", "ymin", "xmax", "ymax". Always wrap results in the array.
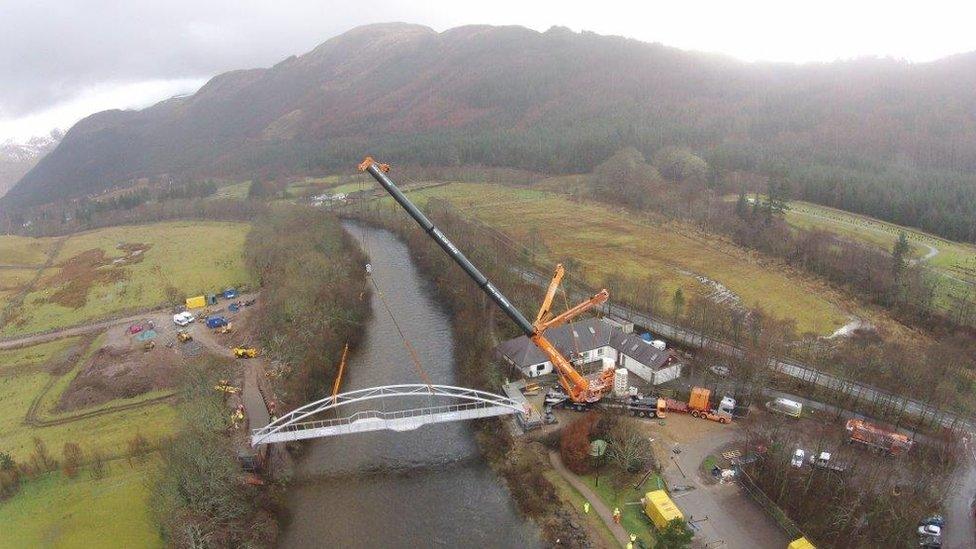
[
  {"xmin": 666, "ymin": 387, "xmax": 735, "ymax": 423},
  {"xmin": 788, "ymin": 538, "xmax": 816, "ymax": 549},
  {"xmin": 177, "ymin": 330, "xmax": 193, "ymax": 343},
  {"xmin": 218, "ymin": 322, "xmax": 234, "ymax": 334},
  {"xmin": 845, "ymin": 418, "xmax": 914, "ymax": 455},
  {"xmin": 206, "ymin": 315, "xmax": 229, "ymax": 329},
  {"xmin": 330, "ymin": 343, "xmax": 350, "ymax": 402},
  {"xmin": 233, "ymin": 347, "xmax": 258, "ymax": 359},
  {"xmin": 142, "ymin": 340, "xmax": 155, "ymax": 352},
  {"xmin": 214, "ymin": 379, "xmax": 239, "ymax": 394},
  {"xmin": 359, "ymin": 157, "xmax": 613, "ymax": 404},
  {"xmin": 641, "ymin": 489, "xmax": 683, "ymax": 530}
]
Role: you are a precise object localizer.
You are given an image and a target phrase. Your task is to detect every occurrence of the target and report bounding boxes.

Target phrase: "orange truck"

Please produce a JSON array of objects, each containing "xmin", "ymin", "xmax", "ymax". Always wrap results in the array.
[
  {"xmin": 666, "ymin": 387, "xmax": 736, "ymax": 424},
  {"xmin": 845, "ymin": 419, "xmax": 914, "ymax": 455}
]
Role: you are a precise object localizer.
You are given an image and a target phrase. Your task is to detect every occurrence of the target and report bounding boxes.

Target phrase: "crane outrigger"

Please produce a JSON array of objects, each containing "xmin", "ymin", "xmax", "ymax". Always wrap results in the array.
[{"xmin": 358, "ymin": 157, "xmax": 614, "ymax": 404}]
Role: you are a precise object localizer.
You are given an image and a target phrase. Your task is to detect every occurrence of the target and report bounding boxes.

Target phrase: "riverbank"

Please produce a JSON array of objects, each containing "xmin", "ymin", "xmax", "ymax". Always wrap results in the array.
[{"xmin": 274, "ymin": 221, "xmax": 540, "ymax": 547}]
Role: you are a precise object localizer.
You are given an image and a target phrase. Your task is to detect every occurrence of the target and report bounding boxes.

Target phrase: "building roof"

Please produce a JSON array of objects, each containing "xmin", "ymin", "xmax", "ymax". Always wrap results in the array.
[
  {"xmin": 610, "ymin": 331, "xmax": 671, "ymax": 370},
  {"xmin": 495, "ymin": 317, "xmax": 611, "ymax": 367},
  {"xmin": 495, "ymin": 317, "xmax": 673, "ymax": 371}
]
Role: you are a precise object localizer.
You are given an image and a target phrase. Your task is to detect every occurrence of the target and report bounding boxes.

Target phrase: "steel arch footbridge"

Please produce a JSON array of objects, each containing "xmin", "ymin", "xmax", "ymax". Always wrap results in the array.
[{"xmin": 251, "ymin": 384, "xmax": 526, "ymax": 446}]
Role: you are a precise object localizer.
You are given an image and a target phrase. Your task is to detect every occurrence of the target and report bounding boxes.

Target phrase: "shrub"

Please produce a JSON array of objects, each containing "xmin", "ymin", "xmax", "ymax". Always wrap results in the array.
[
  {"xmin": 62, "ymin": 442, "xmax": 83, "ymax": 478},
  {"xmin": 560, "ymin": 412, "xmax": 599, "ymax": 474}
]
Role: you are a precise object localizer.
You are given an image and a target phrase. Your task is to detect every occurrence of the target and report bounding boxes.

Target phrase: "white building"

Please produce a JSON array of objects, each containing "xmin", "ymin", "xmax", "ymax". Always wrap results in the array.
[{"xmin": 494, "ymin": 318, "xmax": 682, "ymax": 385}]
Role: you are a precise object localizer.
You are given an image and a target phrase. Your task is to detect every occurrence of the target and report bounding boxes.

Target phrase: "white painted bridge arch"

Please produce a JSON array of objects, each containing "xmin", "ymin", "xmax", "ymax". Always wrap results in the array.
[{"xmin": 251, "ymin": 384, "xmax": 525, "ymax": 446}]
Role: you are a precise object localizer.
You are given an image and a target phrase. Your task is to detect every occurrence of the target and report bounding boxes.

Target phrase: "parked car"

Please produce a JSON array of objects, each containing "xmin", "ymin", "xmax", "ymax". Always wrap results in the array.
[
  {"xmin": 206, "ymin": 315, "xmax": 229, "ymax": 329},
  {"xmin": 172, "ymin": 312, "xmax": 195, "ymax": 326},
  {"xmin": 790, "ymin": 449, "xmax": 805, "ymax": 468},
  {"xmin": 918, "ymin": 524, "xmax": 942, "ymax": 537},
  {"xmin": 709, "ymin": 364, "xmax": 731, "ymax": 377},
  {"xmin": 128, "ymin": 324, "xmax": 143, "ymax": 334}
]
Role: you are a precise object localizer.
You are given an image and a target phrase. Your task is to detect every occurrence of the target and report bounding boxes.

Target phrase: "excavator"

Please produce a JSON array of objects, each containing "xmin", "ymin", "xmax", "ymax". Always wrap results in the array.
[{"xmin": 358, "ymin": 157, "xmax": 614, "ymax": 404}]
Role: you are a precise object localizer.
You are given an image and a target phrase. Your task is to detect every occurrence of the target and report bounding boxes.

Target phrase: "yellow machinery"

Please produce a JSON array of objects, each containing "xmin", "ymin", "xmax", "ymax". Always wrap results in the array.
[
  {"xmin": 788, "ymin": 538, "xmax": 816, "ymax": 549},
  {"xmin": 177, "ymin": 330, "xmax": 192, "ymax": 343},
  {"xmin": 234, "ymin": 347, "xmax": 258, "ymax": 359},
  {"xmin": 214, "ymin": 380, "xmax": 239, "ymax": 394},
  {"xmin": 642, "ymin": 489, "xmax": 683, "ymax": 530}
]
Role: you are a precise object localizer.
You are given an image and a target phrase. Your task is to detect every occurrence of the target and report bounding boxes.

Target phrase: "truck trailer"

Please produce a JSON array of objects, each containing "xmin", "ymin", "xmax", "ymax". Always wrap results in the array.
[
  {"xmin": 666, "ymin": 387, "xmax": 735, "ymax": 423},
  {"xmin": 845, "ymin": 418, "xmax": 914, "ymax": 455}
]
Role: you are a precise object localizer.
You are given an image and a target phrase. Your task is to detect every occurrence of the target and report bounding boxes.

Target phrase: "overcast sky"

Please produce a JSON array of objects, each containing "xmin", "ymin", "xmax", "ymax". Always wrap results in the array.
[{"xmin": 2, "ymin": 0, "xmax": 975, "ymax": 142}]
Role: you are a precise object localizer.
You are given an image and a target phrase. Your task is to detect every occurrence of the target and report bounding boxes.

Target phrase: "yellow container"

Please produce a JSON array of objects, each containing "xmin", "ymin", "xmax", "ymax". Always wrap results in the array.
[
  {"xmin": 643, "ymin": 490, "xmax": 683, "ymax": 530},
  {"xmin": 788, "ymin": 537, "xmax": 815, "ymax": 549},
  {"xmin": 185, "ymin": 295, "xmax": 206, "ymax": 309},
  {"xmin": 689, "ymin": 387, "xmax": 711, "ymax": 410}
]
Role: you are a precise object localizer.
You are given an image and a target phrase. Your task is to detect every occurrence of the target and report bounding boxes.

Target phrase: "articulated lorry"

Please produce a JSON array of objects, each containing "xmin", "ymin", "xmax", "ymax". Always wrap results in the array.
[{"xmin": 666, "ymin": 387, "xmax": 735, "ymax": 424}]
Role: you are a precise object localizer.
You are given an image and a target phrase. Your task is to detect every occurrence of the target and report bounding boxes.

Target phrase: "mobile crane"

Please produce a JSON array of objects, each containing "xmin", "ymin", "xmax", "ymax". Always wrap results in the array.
[{"xmin": 358, "ymin": 157, "xmax": 614, "ymax": 404}]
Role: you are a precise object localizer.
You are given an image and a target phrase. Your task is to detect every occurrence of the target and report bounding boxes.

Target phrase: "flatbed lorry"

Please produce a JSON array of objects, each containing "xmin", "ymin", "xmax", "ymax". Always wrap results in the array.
[{"xmin": 666, "ymin": 387, "xmax": 735, "ymax": 424}]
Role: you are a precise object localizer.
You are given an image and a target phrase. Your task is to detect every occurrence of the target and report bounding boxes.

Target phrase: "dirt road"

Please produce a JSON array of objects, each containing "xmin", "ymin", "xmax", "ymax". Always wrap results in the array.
[
  {"xmin": 656, "ymin": 415, "xmax": 790, "ymax": 549},
  {"xmin": 0, "ymin": 293, "xmax": 258, "ymax": 350}
]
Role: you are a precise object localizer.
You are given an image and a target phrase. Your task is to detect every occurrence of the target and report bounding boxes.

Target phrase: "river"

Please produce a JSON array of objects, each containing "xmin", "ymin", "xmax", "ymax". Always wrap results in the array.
[{"xmin": 278, "ymin": 222, "xmax": 540, "ymax": 548}]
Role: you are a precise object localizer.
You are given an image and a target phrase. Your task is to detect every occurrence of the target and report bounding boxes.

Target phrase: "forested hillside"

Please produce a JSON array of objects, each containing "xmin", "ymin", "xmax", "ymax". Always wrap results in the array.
[{"xmin": 5, "ymin": 23, "xmax": 976, "ymax": 241}]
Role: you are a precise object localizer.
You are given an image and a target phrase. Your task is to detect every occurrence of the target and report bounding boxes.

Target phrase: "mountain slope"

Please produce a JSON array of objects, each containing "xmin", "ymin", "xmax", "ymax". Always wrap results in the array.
[
  {"xmin": 6, "ymin": 23, "xmax": 976, "ymax": 240},
  {"xmin": 0, "ymin": 132, "xmax": 61, "ymax": 199}
]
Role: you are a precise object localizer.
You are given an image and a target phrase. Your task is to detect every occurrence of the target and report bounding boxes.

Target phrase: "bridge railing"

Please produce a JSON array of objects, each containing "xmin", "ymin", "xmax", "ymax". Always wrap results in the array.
[
  {"xmin": 261, "ymin": 400, "xmax": 508, "ymax": 438},
  {"xmin": 251, "ymin": 384, "xmax": 526, "ymax": 445}
]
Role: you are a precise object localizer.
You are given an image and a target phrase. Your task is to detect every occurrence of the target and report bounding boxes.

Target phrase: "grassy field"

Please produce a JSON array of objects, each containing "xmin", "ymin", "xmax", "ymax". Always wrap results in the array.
[
  {"xmin": 544, "ymin": 469, "xmax": 624, "ymax": 547},
  {"xmin": 582, "ymin": 473, "xmax": 660, "ymax": 546},
  {"xmin": 210, "ymin": 181, "xmax": 251, "ymax": 200},
  {"xmin": 0, "ymin": 458, "xmax": 162, "ymax": 548},
  {"xmin": 398, "ymin": 183, "xmax": 852, "ymax": 335},
  {"xmin": 0, "ymin": 337, "xmax": 174, "ymax": 547},
  {"xmin": 0, "ymin": 337, "xmax": 177, "ymax": 461},
  {"xmin": 785, "ymin": 200, "xmax": 976, "ymax": 273},
  {"xmin": 1, "ymin": 221, "xmax": 253, "ymax": 337},
  {"xmin": 781, "ymin": 199, "xmax": 976, "ymax": 312},
  {"xmin": 0, "ymin": 234, "xmax": 58, "ymax": 266}
]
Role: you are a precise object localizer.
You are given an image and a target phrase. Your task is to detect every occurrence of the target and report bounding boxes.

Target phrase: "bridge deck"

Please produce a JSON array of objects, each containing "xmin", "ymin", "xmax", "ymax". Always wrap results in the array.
[{"xmin": 252, "ymin": 400, "xmax": 518, "ymax": 445}]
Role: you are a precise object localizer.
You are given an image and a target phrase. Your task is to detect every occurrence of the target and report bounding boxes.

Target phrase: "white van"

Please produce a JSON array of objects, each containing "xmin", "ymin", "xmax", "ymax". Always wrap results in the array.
[{"xmin": 765, "ymin": 397, "xmax": 802, "ymax": 418}]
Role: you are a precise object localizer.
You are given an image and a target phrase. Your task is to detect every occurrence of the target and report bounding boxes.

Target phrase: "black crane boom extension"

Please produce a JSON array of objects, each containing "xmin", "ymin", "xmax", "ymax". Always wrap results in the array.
[{"xmin": 362, "ymin": 161, "xmax": 536, "ymax": 336}]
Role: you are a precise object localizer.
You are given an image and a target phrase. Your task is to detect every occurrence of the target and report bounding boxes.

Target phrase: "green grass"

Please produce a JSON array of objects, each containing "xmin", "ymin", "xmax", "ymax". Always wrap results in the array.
[
  {"xmin": 0, "ymin": 458, "xmax": 163, "ymax": 548},
  {"xmin": 780, "ymin": 199, "xmax": 976, "ymax": 317},
  {"xmin": 328, "ymin": 181, "xmax": 375, "ymax": 195},
  {"xmin": 210, "ymin": 181, "xmax": 251, "ymax": 200},
  {"xmin": 0, "ymin": 338, "xmax": 177, "ymax": 462},
  {"xmin": 582, "ymin": 472, "xmax": 659, "ymax": 546},
  {"xmin": 0, "ymin": 337, "xmax": 79, "ymax": 375},
  {"xmin": 785, "ymin": 200, "xmax": 976, "ymax": 279},
  {"xmin": 2, "ymin": 221, "xmax": 253, "ymax": 336},
  {"xmin": 0, "ymin": 234, "xmax": 57, "ymax": 266},
  {"xmin": 397, "ymin": 183, "xmax": 851, "ymax": 335},
  {"xmin": 544, "ymin": 470, "xmax": 623, "ymax": 548}
]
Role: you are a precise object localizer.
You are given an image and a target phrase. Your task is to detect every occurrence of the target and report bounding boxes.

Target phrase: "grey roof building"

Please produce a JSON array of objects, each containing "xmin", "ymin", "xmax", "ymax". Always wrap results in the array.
[{"xmin": 494, "ymin": 317, "xmax": 681, "ymax": 385}]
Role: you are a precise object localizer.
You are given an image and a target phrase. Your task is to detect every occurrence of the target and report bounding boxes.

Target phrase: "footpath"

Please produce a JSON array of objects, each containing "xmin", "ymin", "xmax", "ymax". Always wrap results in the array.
[{"xmin": 548, "ymin": 450, "xmax": 631, "ymax": 547}]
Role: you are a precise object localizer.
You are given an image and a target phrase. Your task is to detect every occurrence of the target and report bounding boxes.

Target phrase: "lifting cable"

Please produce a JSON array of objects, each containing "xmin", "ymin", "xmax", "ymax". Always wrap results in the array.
[
  {"xmin": 368, "ymin": 269, "xmax": 434, "ymax": 388},
  {"xmin": 356, "ymin": 166, "xmax": 434, "ymax": 390}
]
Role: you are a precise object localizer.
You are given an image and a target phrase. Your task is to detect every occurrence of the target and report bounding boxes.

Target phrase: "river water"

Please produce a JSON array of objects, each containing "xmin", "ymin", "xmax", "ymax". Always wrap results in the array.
[{"xmin": 278, "ymin": 222, "xmax": 540, "ymax": 548}]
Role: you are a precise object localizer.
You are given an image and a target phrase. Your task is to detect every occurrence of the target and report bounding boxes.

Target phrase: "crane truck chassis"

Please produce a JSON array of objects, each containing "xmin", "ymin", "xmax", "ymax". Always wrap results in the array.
[{"xmin": 545, "ymin": 389, "xmax": 667, "ymax": 418}]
